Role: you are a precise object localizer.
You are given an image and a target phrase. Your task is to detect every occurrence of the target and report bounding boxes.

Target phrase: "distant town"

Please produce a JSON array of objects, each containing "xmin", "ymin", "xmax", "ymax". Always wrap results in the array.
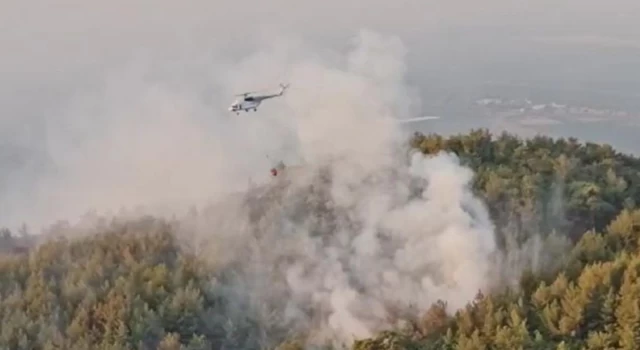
[
  {"xmin": 473, "ymin": 96, "xmax": 635, "ymax": 126},
  {"xmin": 475, "ymin": 97, "xmax": 630, "ymax": 117}
]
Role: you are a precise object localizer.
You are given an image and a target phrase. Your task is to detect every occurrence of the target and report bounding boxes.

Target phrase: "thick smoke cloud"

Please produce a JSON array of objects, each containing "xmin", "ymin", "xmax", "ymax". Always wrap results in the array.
[
  {"xmin": 154, "ymin": 31, "xmax": 521, "ymax": 348},
  {"xmin": 194, "ymin": 150, "xmax": 503, "ymax": 347}
]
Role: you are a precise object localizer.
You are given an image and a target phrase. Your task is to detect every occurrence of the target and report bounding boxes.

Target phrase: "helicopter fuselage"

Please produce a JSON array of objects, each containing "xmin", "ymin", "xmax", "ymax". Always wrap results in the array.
[{"xmin": 228, "ymin": 99, "xmax": 261, "ymax": 113}]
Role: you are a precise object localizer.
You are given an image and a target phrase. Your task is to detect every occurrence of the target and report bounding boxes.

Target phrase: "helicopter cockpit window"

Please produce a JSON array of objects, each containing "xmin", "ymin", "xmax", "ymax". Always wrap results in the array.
[{"xmin": 245, "ymin": 96, "xmax": 254, "ymax": 101}]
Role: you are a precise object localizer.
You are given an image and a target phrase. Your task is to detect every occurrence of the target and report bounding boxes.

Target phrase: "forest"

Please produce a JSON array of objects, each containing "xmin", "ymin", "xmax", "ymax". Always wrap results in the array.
[{"xmin": 1, "ymin": 128, "xmax": 640, "ymax": 349}]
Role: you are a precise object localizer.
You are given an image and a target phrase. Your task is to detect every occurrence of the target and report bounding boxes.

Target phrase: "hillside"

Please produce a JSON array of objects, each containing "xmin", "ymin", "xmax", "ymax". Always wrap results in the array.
[{"xmin": 1, "ymin": 129, "xmax": 640, "ymax": 349}]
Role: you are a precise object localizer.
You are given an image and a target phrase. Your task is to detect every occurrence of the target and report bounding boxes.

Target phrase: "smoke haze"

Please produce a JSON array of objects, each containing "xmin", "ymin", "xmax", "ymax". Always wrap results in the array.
[
  {"xmin": 3, "ymin": 0, "xmax": 640, "ymax": 228},
  {"xmin": 3, "ymin": 21, "xmax": 537, "ymax": 346},
  {"xmin": 0, "ymin": 1, "xmax": 632, "ymax": 347},
  {"xmin": 163, "ymin": 30, "xmax": 510, "ymax": 344}
]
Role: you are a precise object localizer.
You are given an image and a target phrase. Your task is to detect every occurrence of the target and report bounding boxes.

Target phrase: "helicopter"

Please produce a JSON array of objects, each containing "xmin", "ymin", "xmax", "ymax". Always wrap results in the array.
[{"xmin": 229, "ymin": 83, "xmax": 290, "ymax": 114}]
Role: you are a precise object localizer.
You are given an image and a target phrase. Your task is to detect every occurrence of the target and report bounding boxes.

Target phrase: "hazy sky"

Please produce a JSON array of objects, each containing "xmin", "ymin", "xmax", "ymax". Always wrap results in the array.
[
  {"xmin": 2, "ymin": 0, "xmax": 640, "ymax": 110},
  {"xmin": 2, "ymin": 0, "xmax": 640, "ymax": 229},
  {"xmin": 2, "ymin": 1, "xmax": 639, "ymax": 126},
  {"xmin": 3, "ymin": 1, "xmax": 640, "ymax": 80}
]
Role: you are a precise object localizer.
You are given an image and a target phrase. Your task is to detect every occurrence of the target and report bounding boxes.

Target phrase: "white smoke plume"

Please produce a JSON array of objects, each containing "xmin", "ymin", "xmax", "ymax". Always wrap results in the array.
[
  {"xmin": 164, "ymin": 31, "xmax": 506, "ymax": 348},
  {"xmin": 175, "ymin": 149, "xmax": 503, "ymax": 347},
  {"xmin": 4, "ymin": 29, "xmax": 523, "ymax": 348}
]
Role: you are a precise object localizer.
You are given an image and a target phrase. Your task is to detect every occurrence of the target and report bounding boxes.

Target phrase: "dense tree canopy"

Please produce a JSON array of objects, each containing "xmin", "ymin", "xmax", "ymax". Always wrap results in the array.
[
  {"xmin": 1, "ymin": 129, "xmax": 640, "ymax": 349},
  {"xmin": 410, "ymin": 129, "xmax": 640, "ymax": 243}
]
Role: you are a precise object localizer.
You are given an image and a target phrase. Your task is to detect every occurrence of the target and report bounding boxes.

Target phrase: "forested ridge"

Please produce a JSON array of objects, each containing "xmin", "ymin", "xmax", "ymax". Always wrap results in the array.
[{"xmin": 2, "ymin": 129, "xmax": 640, "ymax": 349}]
